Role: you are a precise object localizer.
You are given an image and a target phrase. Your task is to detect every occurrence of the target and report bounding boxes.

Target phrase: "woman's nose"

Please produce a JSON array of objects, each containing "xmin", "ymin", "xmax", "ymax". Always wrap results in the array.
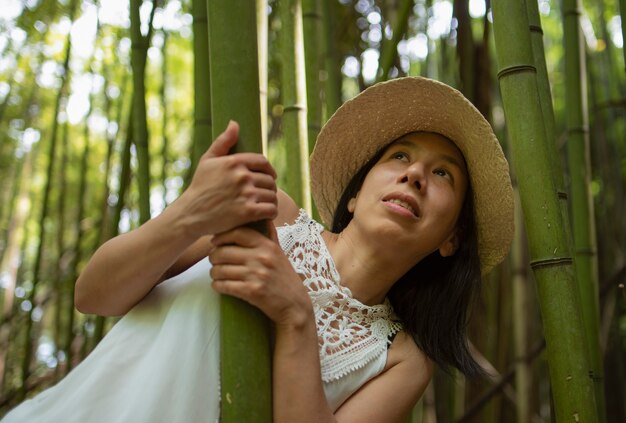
[{"xmin": 401, "ymin": 162, "xmax": 425, "ymax": 191}]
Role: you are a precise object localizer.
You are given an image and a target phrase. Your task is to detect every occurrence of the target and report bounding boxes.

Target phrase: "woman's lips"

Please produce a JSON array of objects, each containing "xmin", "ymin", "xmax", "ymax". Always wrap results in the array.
[{"xmin": 382, "ymin": 193, "xmax": 420, "ymax": 218}]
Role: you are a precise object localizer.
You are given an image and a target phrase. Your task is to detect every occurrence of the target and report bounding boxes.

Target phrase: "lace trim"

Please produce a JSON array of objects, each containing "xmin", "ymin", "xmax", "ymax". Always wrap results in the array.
[{"xmin": 277, "ymin": 209, "xmax": 403, "ymax": 382}]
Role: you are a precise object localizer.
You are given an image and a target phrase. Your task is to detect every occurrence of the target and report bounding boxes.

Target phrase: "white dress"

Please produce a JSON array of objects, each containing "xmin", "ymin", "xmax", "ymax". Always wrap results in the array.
[{"xmin": 2, "ymin": 210, "xmax": 402, "ymax": 422}]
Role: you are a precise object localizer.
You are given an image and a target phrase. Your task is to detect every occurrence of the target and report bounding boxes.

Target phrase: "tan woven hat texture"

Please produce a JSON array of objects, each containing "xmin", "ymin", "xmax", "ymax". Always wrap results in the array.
[{"xmin": 310, "ymin": 76, "xmax": 514, "ymax": 274}]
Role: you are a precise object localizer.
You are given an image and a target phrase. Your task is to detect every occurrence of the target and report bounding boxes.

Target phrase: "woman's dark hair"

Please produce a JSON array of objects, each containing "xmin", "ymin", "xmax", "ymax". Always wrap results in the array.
[{"xmin": 331, "ymin": 143, "xmax": 484, "ymax": 377}]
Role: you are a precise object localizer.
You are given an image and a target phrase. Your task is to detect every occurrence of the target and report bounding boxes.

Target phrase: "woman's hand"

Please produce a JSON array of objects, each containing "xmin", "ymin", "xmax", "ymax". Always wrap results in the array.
[
  {"xmin": 75, "ymin": 121, "xmax": 277, "ymax": 316},
  {"xmin": 209, "ymin": 221, "xmax": 313, "ymax": 327},
  {"xmin": 169, "ymin": 121, "xmax": 278, "ymax": 240}
]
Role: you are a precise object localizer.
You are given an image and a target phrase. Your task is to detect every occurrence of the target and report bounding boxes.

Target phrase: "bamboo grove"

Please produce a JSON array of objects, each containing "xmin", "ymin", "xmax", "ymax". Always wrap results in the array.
[{"xmin": 0, "ymin": 0, "xmax": 625, "ymax": 421}]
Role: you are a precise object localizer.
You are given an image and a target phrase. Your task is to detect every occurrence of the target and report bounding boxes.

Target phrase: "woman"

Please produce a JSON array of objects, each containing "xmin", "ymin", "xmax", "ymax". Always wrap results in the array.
[{"xmin": 2, "ymin": 77, "xmax": 513, "ymax": 422}]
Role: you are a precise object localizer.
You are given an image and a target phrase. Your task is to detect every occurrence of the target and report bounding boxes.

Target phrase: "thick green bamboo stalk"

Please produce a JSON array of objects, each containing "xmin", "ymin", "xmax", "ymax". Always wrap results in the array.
[
  {"xmin": 377, "ymin": 0, "xmax": 414, "ymax": 82},
  {"xmin": 302, "ymin": 0, "xmax": 323, "ymax": 154},
  {"xmin": 562, "ymin": 1, "xmax": 605, "ymax": 420},
  {"xmin": 257, "ymin": 0, "xmax": 269, "ymax": 154},
  {"xmin": 320, "ymin": 0, "xmax": 342, "ymax": 118},
  {"xmin": 130, "ymin": 0, "xmax": 154, "ymax": 224},
  {"xmin": 188, "ymin": 0, "xmax": 212, "ymax": 184},
  {"xmin": 280, "ymin": 0, "xmax": 312, "ymax": 211},
  {"xmin": 207, "ymin": 1, "xmax": 272, "ymax": 421},
  {"xmin": 525, "ymin": 0, "xmax": 572, "ymax": 237},
  {"xmin": 491, "ymin": 0, "xmax": 597, "ymax": 421}
]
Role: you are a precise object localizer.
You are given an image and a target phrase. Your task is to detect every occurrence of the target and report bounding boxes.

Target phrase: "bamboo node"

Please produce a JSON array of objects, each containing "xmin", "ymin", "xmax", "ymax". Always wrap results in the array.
[
  {"xmin": 529, "ymin": 257, "xmax": 573, "ymax": 270},
  {"xmin": 528, "ymin": 24, "xmax": 544, "ymax": 35},
  {"xmin": 558, "ymin": 191, "xmax": 568, "ymax": 199},
  {"xmin": 497, "ymin": 65, "xmax": 536, "ymax": 80},
  {"xmin": 283, "ymin": 104, "xmax": 307, "ymax": 113}
]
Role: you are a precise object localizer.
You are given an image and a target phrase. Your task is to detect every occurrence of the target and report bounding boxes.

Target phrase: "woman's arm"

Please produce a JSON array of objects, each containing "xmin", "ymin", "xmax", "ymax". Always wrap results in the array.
[
  {"xmin": 209, "ymin": 221, "xmax": 431, "ymax": 423},
  {"xmin": 75, "ymin": 121, "xmax": 278, "ymax": 316},
  {"xmin": 334, "ymin": 332, "xmax": 433, "ymax": 422},
  {"xmin": 274, "ymin": 327, "xmax": 431, "ymax": 423}
]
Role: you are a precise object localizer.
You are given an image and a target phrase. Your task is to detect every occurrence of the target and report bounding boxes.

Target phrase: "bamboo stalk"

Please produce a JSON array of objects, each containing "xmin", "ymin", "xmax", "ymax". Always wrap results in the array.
[
  {"xmin": 320, "ymin": 0, "xmax": 342, "ymax": 118},
  {"xmin": 258, "ymin": 0, "xmax": 269, "ymax": 154},
  {"xmin": 280, "ymin": 0, "xmax": 311, "ymax": 211},
  {"xmin": 453, "ymin": 0, "xmax": 476, "ymax": 101},
  {"xmin": 562, "ymin": 1, "xmax": 605, "ymax": 420},
  {"xmin": 302, "ymin": 0, "xmax": 323, "ymax": 221},
  {"xmin": 302, "ymin": 0, "xmax": 323, "ymax": 154},
  {"xmin": 491, "ymin": 0, "xmax": 598, "ymax": 421},
  {"xmin": 53, "ymin": 121, "xmax": 69, "ymax": 378},
  {"xmin": 129, "ymin": 0, "xmax": 156, "ymax": 224},
  {"xmin": 585, "ymin": 7, "xmax": 626, "ymax": 280},
  {"xmin": 0, "ymin": 142, "xmax": 38, "ymax": 390},
  {"xmin": 18, "ymin": 0, "xmax": 79, "ymax": 398},
  {"xmin": 620, "ymin": 0, "xmax": 626, "ymax": 73},
  {"xmin": 188, "ymin": 0, "xmax": 212, "ymax": 187},
  {"xmin": 377, "ymin": 0, "xmax": 414, "ymax": 82},
  {"xmin": 160, "ymin": 29, "xmax": 169, "ymax": 207},
  {"xmin": 207, "ymin": 1, "xmax": 272, "ymax": 421},
  {"xmin": 512, "ymin": 187, "xmax": 532, "ymax": 423},
  {"xmin": 525, "ymin": 0, "xmax": 573, "ymax": 246}
]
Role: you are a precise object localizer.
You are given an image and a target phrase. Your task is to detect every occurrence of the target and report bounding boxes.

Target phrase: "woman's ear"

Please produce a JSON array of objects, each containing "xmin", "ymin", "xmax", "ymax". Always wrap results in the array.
[
  {"xmin": 347, "ymin": 190, "xmax": 360, "ymax": 213},
  {"xmin": 347, "ymin": 197, "xmax": 357, "ymax": 213},
  {"xmin": 439, "ymin": 230, "xmax": 460, "ymax": 257}
]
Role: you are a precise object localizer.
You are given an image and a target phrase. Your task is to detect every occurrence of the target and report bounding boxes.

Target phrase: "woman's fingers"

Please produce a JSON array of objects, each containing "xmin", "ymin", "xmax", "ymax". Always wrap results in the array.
[
  {"xmin": 210, "ymin": 263, "xmax": 249, "ymax": 281},
  {"xmin": 208, "ymin": 245, "xmax": 246, "ymax": 265},
  {"xmin": 203, "ymin": 121, "xmax": 239, "ymax": 159},
  {"xmin": 234, "ymin": 153, "xmax": 277, "ymax": 179},
  {"xmin": 212, "ymin": 226, "xmax": 265, "ymax": 247},
  {"xmin": 248, "ymin": 172, "xmax": 277, "ymax": 191},
  {"xmin": 212, "ymin": 279, "xmax": 247, "ymax": 298}
]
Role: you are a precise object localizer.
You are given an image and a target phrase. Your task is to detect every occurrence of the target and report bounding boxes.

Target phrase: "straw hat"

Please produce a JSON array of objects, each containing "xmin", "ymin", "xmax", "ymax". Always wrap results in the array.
[{"xmin": 310, "ymin": 77, "xmax": 514, "ymax": 274}]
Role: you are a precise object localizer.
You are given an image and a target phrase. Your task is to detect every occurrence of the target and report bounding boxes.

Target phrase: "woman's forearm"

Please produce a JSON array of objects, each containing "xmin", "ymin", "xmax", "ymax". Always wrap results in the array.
[
  {"xmin": 74, "ymin": 203, "xmax": 199, "ymax": 316},
  {"xmin": 75, "ymin": 122, "xmax": 278, "ymax": 316},
  {"xmin": 272, "ymin": 313, "xmax": 337, "ymax": 423}
]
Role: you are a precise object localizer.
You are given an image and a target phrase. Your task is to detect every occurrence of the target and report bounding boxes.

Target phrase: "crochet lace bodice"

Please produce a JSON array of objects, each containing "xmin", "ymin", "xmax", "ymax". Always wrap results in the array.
[{"xmin": 277, "ymin": 209, "xmax": 403, "ymax": 383}]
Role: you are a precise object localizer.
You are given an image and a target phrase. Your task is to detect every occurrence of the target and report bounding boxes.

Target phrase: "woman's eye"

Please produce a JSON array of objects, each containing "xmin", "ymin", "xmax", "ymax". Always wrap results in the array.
[
  {"xmin": 434, "ymin": 168, "xmax": 450, "ymax": 178},
  {"xmin": 391, "ymin": 152, "xmax": 409, "ymax": 161}
]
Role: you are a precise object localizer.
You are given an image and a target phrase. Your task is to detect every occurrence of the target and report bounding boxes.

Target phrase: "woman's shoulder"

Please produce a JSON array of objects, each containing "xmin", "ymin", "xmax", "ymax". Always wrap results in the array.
[
  {"xmin": 386, "ymin": 331, "xmax": 433, "ymax": 376},
  {"xmin": 274, "ymin": 189, "xmax": 301, "ymax": 227}
]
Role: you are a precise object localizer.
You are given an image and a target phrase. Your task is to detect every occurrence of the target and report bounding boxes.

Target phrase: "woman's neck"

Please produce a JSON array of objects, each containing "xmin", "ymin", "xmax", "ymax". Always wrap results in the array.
[{"xmin": 321, "ymin": 226, "xmax": 418, "ymax": 306}]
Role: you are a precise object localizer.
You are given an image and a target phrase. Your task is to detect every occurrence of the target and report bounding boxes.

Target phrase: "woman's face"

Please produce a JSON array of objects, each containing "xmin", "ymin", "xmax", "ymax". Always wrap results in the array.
[{"xmin": 348, "ymin": 132, "xmax": 469, "ymax": 260}]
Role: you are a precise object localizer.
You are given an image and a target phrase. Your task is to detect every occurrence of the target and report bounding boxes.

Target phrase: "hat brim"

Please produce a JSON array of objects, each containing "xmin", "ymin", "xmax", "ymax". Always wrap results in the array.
[{"xmin": 310, "ymin": 77, "xmax": 514, "ymax": 274}]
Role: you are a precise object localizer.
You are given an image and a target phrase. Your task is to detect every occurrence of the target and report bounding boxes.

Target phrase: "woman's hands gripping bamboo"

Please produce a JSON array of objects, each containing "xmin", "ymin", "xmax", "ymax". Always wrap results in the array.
[{"xmin": 75, "ymin": 121, "xmax": 279, "ymax": 316}]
